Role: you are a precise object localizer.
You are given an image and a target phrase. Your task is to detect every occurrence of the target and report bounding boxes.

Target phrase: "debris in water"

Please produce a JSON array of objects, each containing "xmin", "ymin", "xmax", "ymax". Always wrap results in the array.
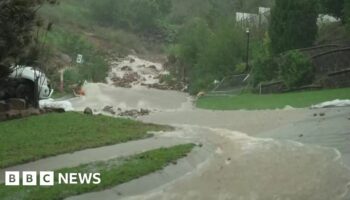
[
  {"xmin": 107, "ymin": 55, "xmax": 186, "ymax": 91},
  {"xmin": 39, "ymin": 98, "xmax": 74, "ymax": 112},
  {"xmin": 118, "ymin": 108, "xmax": 151, "ymax": 118},
  {"xmin": 121, "ymin": 66, "xmax": 132, "ymax": 71},
  {"xmin": 102, "ymin": 106, "xmax": 116, "ymax": 115}
]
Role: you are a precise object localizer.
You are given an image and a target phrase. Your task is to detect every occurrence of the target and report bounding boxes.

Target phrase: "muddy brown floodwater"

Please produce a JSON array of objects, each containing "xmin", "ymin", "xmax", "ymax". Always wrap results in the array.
[{"xmin": 68, "ymin": 56, "xmax": 350, "ymax": 200}]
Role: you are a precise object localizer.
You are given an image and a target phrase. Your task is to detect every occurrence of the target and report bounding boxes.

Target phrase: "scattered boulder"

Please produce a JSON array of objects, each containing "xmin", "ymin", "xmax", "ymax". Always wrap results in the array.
[
  {"xmin": 119, "ymin": 109, "xmax": 139, "ymax": 117},
  {"xmin": 319, "ymin": 113, "xmax": 326, "ymax": 117},
  {"xmin": 130, "ymin": 58, "xmax": 135, "ymax": 63},
  {"xmin": 121, "ymin": 66, "xmax": 132, "ymax": 71},
  {"xmin": 148, "ymin": 65, "xmax": 157, "ymax": 70},
  {"xmin": 84, "ymin": 107, "xmax": 93, "ymax": 115},
  {"xmin": 124, "ymin": 72, "xmax": 140, "ymax": 83},
  {"xmin": 112, "ymin": 76, "xmax": 132, "ymax": 88},
  {"xmin": 140, "ymin": 108, "xmax": 150, "ymax": 115},
  {"xmin": 112, "ymin": 72, "xmax": 140, "ymax": 88},
  {"xmin": 102, "ymin": 106, "xmax": 116, "ymax": 115},
  {"xmin": 118, "ymin": 108, "xmax": 151, "ymax": 118}
]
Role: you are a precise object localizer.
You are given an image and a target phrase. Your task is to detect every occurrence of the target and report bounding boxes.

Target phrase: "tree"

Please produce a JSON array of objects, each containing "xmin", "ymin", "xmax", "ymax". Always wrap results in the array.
[
  {"xmin": 345, "ymin": 0, "xmax": 350, "ymax": 27},
  {"xmin": 279, "ymin": 50, "xmax": 314, "ymax": 89},
  {"xmin": 189, "ymin": 19, "xmax": 244, "ymax": 93},
  {"xmin": 319, "ymin": 0, "xmax": 345, "ymax": 21},
  {"xmin": 0, "ymin": 0, "xmax": 57, "ymax": 79},
  {"xmin": 269, "ymin": 0, "xmax": 318, "ymax": 54},
  {"xmin": 177, "ymin": 18, "xmax": 212, "ymax": 68}
]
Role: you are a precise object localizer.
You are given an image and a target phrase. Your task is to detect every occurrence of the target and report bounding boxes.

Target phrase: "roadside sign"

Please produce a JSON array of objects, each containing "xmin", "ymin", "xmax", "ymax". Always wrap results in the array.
[{"xmin": 76, "ymin": 54, "xmax": 83, "ymax": 64}]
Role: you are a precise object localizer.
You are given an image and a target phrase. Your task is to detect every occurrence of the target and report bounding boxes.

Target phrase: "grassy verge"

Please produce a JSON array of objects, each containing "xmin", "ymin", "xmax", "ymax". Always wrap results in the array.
[
  {"xmin": 0, "ymin": 112, "xmax": 171, "ymax": 168},
  {"xmin": 197, "ymin": 88, "xmax": 350, "ymax": 110},
  {"xmin": 0, "ymin": 144, "xmax": 195, "ymax": 200}
]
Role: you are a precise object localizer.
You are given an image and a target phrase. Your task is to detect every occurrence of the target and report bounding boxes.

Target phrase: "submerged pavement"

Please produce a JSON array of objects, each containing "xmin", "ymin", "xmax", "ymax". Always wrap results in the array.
[
  {"xmin": 63, "ymin": 55, "xmax": 350, "ymax": 199},
  {"xmin": 0, "ymin": 136, "xmax": 190, "ymax": 184},
  {"xmin": 4, "ymin": 55, "xmax": 349, "ymax": 199},
  {"xmin": 66, "ymin": 79, "xmax": 350, "ymax": 200}
]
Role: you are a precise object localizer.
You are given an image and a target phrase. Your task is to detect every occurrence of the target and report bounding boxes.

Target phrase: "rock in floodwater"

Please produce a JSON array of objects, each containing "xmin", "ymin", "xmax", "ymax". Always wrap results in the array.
[
  {"xmin": 121, "ymin": 66, "xmax": 132, "ymax": 71},
  {"xmin": 102, "ymin": 106, "xmax": 116, "ymax": 115},
  {"xmin": 118, "ymin": 108, "xmax": 151, "ymax": 118},
  {"xmin": 84, "ymin": 107, "xmax": 93, "ymax": 115}
]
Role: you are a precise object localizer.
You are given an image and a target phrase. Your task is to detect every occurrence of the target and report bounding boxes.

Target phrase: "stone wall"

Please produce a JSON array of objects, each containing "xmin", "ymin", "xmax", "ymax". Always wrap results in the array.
[{"xmin": 0, "ymin": 98, "xmax": 41, "ymax": 122}]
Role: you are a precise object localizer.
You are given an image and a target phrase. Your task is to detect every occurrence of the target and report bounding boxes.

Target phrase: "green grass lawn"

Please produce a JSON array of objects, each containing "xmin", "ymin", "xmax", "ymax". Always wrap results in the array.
[
  {"xmin": 197, "ymin": 88, "xmax": 350, "ymax": 110},
  {"xmin": 0, "ymin": 144, "xmax": 195, "ymax": 200},
  {"xmin": 0, "ymin": 112, "xmax": 171, "ymax": 168}
]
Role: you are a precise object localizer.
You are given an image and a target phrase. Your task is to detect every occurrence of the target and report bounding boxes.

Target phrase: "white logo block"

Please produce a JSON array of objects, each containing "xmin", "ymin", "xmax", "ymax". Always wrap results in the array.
[
  {"xmin": 23, "ymin": 171, "xmax": 37, "ymax": 186},
  {"xmin": 5, "ymin": 171, "xmax": 20, "ymax": 186},
  {"xmin": 40, "ymin": 171, "xmax": 54, "ymax": 186}
]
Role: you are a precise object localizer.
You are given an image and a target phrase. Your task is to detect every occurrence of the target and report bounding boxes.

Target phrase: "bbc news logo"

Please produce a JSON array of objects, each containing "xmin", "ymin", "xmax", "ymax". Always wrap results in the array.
[{"xmin": 5, "ymin": 171, "xmax": 101, "ymax": 186}]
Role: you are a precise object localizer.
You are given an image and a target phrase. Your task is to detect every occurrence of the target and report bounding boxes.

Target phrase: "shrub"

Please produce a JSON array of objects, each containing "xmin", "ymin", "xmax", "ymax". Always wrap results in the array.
[
  {"xmin": 345, "ymin": 0, "xmax": 350, "ymax": 30},
  {"xmin": 279, "ymin": 50, "xmax": 314, "ymax": 89},
  {"xmin": 251, "ymin": 33, "xmax": 279, "ymax": 86},
  {"xmin": 252, "ymin": 56, "xmax": 279, "ymax": 86},
  {"xmin": 269, "ymin": 0, "xmax": 318, "ymax": 54}
]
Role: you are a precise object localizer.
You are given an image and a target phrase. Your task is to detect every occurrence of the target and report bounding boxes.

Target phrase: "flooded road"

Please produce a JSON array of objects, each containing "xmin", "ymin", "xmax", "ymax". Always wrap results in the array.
[
  {"xmin": 123, "ymin": 127, "xmax": 350, "ymax": 200},
  {"xmin": 68, "ymin": 56, "xmax": 350, "ymax": 200}
]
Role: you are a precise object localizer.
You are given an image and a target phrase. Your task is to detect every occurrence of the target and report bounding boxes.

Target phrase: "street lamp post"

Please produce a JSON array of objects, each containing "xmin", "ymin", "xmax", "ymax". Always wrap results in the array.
[{"xmin": 245, "ymin": 28, "xmax": 250, "ymax": 72}]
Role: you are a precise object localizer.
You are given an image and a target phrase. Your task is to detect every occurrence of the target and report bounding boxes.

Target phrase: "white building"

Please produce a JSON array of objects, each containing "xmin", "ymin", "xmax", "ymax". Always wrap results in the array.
[
  {"xmin": 236, "ymin": 7, "xmax": 340, "ymax": 28},
  {"xmin": 236, "ymin": 12, "xmax": 260, "ymax": 27},
  {"xmin": 236, "ymin": 7, "xmax": 270, "ymax": 27},
  {"xmin": 317, "ymin": 14, "xmax": 341, "ymax": 26}
]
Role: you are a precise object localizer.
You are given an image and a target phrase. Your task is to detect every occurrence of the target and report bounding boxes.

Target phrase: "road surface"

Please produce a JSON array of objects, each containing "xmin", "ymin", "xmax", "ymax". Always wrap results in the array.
[{"xmin": 65, "ymin": 56, "xmax": 350, "ymax": 200}]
